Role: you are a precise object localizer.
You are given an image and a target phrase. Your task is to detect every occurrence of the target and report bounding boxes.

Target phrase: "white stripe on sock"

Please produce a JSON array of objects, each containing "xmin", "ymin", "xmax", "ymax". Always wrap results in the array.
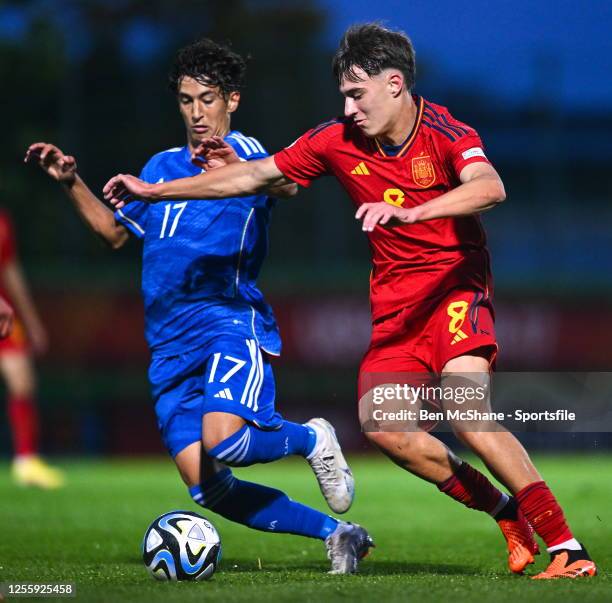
[
  {"xmin": 224, "ymin": 429, "xmax": 251, "ymax": 463},
  {"xmin": 201, "ymin": 474, "xmax": 233, "ymax": 500},
  {"xmin": 232, "ymin": 433, "xmax": 254, "ymax": 464},
  {"xmin": 192, "ymin": 473, "xmax": 233, "ymax": 506},
  {"xmin": 205, "ymin": 479, "xmax": 237, "ymax": 508},
  {"xmin": 215, "ymin": 429, "xmax": 249, "ymax": 460}
]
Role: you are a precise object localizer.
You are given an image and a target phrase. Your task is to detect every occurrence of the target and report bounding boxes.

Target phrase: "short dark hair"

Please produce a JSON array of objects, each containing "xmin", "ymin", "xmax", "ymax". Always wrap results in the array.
[
  {"xmin": 332, "ymin": 23, "xmax": 416, "ymax": 89},
  {"xmin": 169, "ymin": 38, "xmax": 247, "ymax": 97}
]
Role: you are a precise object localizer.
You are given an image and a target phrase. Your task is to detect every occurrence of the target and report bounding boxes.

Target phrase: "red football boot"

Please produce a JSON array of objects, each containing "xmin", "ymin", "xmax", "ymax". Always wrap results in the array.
[{"xmin": 532, "ymin": 545, "xmax": 597, "ymax": 579}]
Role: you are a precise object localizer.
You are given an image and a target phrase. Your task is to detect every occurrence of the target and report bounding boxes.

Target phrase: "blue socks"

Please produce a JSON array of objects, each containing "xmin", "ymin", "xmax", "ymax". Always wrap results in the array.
[
  {"xmin": 208, "ymin": 421, "xmax": 316, "ymax": 467},
  {"xmin": 189, "ymin": 469, "xmax": 338, "ymax": 540},
  {"xmin": 192, "ymin": 422, "xmax": 336, "ymax": 541}
]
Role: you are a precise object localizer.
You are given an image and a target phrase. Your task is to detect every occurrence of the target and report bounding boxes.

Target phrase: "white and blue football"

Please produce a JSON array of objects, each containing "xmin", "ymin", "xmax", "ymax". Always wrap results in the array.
[{"xmin": 142, "ymin": 511, "xmax": 221, "ymax": 581}]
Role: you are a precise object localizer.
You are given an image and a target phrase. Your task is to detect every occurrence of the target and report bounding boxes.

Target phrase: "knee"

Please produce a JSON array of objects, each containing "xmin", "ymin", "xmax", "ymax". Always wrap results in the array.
[
  {"xmin": 203, "ymin": 431, "xmax": 239, "ymax": 462},
  {"xmin": 203, "ymin": 433, "xmax": 230, "ymax": 457},
  {"xmin": 363, "ymin": 430, "xmax": 398, "ymax": 451},
  {"xmin": 6, "ymin": 369, "xmax": 36, "ymax": 398},
  {"xmin": 202, "ymin": 412, "xmax": 246, "ymax": 456},
  {"xmin": 204, "ymin": 428, "xmax": 250, "ymax": 467}
]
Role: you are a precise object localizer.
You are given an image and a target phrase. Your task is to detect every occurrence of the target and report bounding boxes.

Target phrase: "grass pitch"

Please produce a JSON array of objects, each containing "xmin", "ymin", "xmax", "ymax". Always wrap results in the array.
[{"xmin": 0, "ymin": 454, "xmax": 609, "ymax": 602}]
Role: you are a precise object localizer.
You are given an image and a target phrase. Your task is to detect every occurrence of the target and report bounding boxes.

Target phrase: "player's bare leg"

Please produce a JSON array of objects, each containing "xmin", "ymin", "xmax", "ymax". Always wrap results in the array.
[
  {"xmin": 443, "ymin": 353, "xmax": 596, "ymax": 578},
  {"xmin": 174, "ymin": 441, "xmax": 226, "ymax": 487},
  {"xmin": 442, "ymin": 354, "xmax": 541, "ymax": 491},
  {"xmin": 1, "ymin": 352, "xmax": 64, "ymax": 489},
  {"xmin": 361, "ymin": 386, "xmax": 537, "ymax": 573},
  {"xmin": 202, "ymin": 412, "xmax": 247, "ymax": 453},
  {"xmin": 364, "ymin": 426, "xmax": 459, "ymax": 484}
]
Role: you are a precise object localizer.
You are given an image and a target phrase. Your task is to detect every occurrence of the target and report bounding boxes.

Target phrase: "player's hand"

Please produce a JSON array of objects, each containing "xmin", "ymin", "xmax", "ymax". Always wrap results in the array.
[
  {"xmin": 103, "ymin": 174, "xmax": 157, "ymax": 208},
  {"xmin": 355, "ymin": 202, "xmax": 418, "ymax": 232},
  {"xmin": 24, "ymin": 143, "xmax": 77, "ymax": 185},
  {"xmin": 0, "ymin": 296, "xmax": 14, "ymax": 339},
  {"xmin": 191, "ymin": 136, "xmax": 240, "ymax": 170}
]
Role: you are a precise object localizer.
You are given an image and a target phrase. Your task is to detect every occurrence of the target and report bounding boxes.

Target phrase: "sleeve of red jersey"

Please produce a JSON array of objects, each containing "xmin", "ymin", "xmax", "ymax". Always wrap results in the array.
[
  {"xmin": 440, "ymin": 115, "xmax": 491, "ymax": 178},
  {"xmin": 273, "ymin": 123, "xmax": 332, "ymax": 188},
  {"xmin": 0, "ymin": 212, "xmax": 17, "ymax": 267}
]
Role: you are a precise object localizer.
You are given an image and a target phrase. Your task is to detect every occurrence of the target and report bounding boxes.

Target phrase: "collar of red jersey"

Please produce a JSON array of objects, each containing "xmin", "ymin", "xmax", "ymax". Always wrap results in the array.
[{"xmin": 374, "ymin": 95, "xmax": 424, "ymax": 158}]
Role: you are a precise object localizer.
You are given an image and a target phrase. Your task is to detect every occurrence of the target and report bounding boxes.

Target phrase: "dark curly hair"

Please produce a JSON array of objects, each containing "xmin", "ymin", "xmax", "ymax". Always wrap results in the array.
[
  {"xmin": 332, "ymin": 23, "xmax": 416, "ymax": 90},
  {"xmin": 168, "ymin": 38, "xmax": 247, "ymax": 98}
]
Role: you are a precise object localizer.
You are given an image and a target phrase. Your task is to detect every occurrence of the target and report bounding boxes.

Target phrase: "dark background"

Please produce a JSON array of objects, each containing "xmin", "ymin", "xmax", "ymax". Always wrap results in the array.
[{"xmin": 1, "ymin": 0, "xmax": 610, "ymax": 455}]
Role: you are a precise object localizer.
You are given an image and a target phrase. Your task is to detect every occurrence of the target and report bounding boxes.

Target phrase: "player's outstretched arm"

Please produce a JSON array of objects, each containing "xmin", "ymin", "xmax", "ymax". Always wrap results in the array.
[
  {"xmin": 104, "ymin": 156, "xmax": 292, "ymax": 209},
  {"xmin": 411, "ymin": 162, "xmax": 506, "ymax": 221},
  {"xmin": 356, "ymin": 162, "xmax": 505, "ymax": 231},
  {"xmin": 266, "ymin": 179, "xmax": 298, "ymax": 199},
  {"xmin": 24, "ymin": 143, "xmax": 129, "ymax": 250},
  {"xmin": 192, "ymin": 138, "xmax": 298, "ymax": 199}
]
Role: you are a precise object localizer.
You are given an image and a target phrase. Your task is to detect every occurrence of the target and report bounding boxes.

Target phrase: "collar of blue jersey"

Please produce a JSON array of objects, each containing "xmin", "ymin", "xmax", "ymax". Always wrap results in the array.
[{"xmin": 182, "ymin": 130, "xmax": 243, "ymax": 169}]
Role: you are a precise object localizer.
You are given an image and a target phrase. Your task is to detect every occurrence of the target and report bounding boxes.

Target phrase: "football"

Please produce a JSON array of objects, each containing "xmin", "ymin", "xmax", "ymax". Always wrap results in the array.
[{"xmin": 142, "ymin": 511, "xmax": 222, "ymax": 581}]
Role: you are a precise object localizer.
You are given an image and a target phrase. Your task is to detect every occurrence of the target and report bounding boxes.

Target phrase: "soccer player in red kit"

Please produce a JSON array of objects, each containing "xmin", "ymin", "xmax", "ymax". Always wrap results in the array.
[
  {"xmin": 0, "ymin": 209, "xmax": 64, "ymax": 488},
  {"xmin": 104, "ymin": 24, "xmax": 596, "ymax": 578}
]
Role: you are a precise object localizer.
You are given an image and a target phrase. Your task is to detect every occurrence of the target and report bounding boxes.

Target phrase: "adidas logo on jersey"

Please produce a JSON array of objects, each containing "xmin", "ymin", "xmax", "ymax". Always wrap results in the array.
[
  {"xmin": 451, "ymin": 331, "xmax": 469, "ymax": 345},
  {"xmin": 350, "ymin": 162, "xmax": 370, "ymax": 175},
  {"xmin": 213, "ymin": 388, "xmax": 234, "ymax": 400}
]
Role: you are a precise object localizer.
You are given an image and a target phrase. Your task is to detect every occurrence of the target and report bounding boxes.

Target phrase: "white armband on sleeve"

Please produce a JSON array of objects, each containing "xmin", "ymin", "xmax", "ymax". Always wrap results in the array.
[{"xmin": 461, "ymin": 147, "xmax": 487, "ymax": 160}]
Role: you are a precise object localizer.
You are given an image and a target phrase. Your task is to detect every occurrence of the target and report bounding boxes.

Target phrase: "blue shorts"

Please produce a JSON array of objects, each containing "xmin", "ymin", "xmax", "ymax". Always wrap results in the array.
[{"xmin": 149, "ymin": 335, "xmax": 283, "ymax": 458}]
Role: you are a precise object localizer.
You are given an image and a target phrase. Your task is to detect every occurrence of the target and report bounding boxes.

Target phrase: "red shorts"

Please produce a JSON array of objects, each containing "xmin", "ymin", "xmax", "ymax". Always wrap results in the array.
[
  {"xmin": 0, "ymin": 318, "xmax": 29, "ymax": 354},
  {"xmin": 359, "ymin": 288, "xmax": 497, "ymax": 398}
]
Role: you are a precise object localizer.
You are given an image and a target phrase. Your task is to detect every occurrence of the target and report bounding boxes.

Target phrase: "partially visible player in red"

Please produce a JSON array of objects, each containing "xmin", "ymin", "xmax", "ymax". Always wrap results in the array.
[
  {"xmin": 0, "ymin": 209, "xmax": 64, "ymax": 488},
  {"xmin": 0, "ymin": 294, "xmax": 14, "ymax": 339},
  {"xmin": 103, "ymin": 24, "xmax": 596, "ymax": 579}
]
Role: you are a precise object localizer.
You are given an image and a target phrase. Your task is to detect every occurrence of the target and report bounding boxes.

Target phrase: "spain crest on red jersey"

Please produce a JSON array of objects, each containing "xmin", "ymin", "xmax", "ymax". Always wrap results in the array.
[{"xmin": 411, "ymin": 154, "xmax": 436, "ymax": 188}]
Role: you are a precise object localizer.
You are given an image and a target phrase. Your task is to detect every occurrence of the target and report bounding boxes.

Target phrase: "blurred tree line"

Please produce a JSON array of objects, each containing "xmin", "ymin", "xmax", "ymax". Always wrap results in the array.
[
  {"xmin": 1, "ymin": 0, "xmax": 369, "ymax": 293},
  {"xmin": 2, "ymin": 0, "xmax": 611, "ymax": 294}
]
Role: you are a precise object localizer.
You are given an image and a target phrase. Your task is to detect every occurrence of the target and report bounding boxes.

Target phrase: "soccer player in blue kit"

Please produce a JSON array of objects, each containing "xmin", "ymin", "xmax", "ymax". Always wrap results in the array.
[{"xmin": 25, "ymin": 38, "xmax": 373, "ymax": 574}]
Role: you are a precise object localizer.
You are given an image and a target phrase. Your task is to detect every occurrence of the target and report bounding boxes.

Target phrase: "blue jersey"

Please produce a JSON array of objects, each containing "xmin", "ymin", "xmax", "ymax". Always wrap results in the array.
[{"xmin": 114, "ymin": 131, "xmax": 281, "ymax": 357}]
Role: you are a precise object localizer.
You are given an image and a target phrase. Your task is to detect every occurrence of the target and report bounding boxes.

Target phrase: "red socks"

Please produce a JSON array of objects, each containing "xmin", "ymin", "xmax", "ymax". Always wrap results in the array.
[
  {"xmin": 438, "ymin": 462, "xmax": 504, "ymax": 514},
  {"xmin": 439, "ymin": 465, "xmax": 575, "ymax": 549},
  {"xmin": 515, "ymin": 480, "xmax": 573, "ymax": 547},
  {"xmin": 7, "ymin": 395, "xmax": 39, "ymax": 456}
]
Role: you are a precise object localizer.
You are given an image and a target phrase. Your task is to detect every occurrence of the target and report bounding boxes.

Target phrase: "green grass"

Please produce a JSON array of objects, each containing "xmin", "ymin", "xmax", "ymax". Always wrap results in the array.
[{"xmin": 0, "ymin": 455, "xmax": 610, "ymax": 602}]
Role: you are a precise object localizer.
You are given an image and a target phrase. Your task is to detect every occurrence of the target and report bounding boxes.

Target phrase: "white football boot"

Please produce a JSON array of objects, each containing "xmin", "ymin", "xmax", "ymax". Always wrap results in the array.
[
  {"xmin": 325, "ymin": 522, "xmax": 374, "ymax": 574},
  {"xmin": 305, "ymin": 418, "xmax": 355, "ymax": 513}
]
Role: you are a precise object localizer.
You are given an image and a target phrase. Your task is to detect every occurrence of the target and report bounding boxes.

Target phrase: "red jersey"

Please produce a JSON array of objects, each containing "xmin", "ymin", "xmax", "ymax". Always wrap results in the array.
[
  {"xmin": 0, "ymin": 210, "xmax": 28, "ymax": 352},
  {"xmin": 274, "ymin": 95, "xmax": 493, "ymax": 321},
  {"xmin": 0, "ymin": 210, "xmax": 16, "ymax": 301}
]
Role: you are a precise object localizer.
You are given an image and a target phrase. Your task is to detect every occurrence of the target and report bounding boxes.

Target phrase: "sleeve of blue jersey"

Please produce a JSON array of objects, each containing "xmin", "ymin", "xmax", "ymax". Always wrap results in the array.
[
  {"xmin": 226, "ymin": 133, "xmax": 268, "ymax": 162},
  {"xmin": 113, "ymin": 165, "xmax": 151, "ymax": 239}
]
